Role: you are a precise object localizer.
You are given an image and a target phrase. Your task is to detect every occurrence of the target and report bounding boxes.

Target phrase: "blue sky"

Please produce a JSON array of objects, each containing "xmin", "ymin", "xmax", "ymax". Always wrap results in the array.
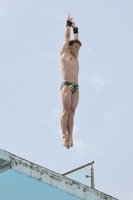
[{"xmin": 0, "ymin": 1, "xmax": 133, "ymax": 199}]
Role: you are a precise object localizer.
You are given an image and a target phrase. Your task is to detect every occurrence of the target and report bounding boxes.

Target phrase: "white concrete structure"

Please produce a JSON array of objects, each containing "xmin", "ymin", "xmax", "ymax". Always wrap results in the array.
[{"xmin": 0, "ymin": 148, "xmax": 118, "ymax": 200}]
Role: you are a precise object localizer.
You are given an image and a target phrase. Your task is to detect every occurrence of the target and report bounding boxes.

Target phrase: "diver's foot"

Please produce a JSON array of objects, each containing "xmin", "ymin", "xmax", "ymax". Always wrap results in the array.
[
  {"xmin": 68, "ymin": 136, "xmax": 74, "ymax": 148},
  {"xmin": 62, "ymin": 136, "xmax": 69, "ymax": 149}
]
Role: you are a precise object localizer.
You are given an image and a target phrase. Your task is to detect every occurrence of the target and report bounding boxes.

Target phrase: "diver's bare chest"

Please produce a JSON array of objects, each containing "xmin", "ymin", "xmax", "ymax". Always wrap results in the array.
[{"xmin": 64, "ymin": 56, "xmax": 79, "ymax": 66}]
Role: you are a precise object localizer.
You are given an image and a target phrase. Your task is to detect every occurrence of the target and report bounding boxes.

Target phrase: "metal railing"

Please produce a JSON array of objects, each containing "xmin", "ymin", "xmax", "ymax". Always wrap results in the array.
[{"xmin": 62, "ymin": 161, "xmax": 95, "ymax": 189}]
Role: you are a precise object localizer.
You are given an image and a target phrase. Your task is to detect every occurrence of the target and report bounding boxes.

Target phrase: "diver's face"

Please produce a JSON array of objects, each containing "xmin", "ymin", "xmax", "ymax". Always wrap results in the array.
[{"xmin": 69, "ymin": 43, "xmax": 80, "ymax": 54}]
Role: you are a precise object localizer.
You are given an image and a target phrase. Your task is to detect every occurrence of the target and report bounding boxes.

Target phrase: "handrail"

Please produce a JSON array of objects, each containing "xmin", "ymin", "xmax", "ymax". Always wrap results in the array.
[{"xmin": 62, "ymin": 161, "xmax": 94, "ymax": 176}]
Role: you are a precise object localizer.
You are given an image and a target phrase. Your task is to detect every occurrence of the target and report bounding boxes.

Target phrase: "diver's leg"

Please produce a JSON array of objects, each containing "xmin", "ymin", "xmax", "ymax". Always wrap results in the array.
[
  {"xmin": 61, "ymin": 85, "xmax": 72, "ymax": 148},
  {"xmin": 67, "ymin": 89, "xmax": 79, "ymax": 147}
]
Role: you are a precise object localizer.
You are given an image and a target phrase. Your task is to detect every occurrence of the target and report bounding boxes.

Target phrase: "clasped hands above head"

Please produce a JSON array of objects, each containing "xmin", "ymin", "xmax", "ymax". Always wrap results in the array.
[{"xmin": 67, "ymin": 13, "xmax": 78, "ymax": 29}]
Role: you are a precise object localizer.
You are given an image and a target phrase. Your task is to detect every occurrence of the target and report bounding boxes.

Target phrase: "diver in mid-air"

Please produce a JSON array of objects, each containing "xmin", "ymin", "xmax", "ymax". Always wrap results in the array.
[{"xmin": 60, "ymin": 13, "xmax": 82, "ymax": 149}]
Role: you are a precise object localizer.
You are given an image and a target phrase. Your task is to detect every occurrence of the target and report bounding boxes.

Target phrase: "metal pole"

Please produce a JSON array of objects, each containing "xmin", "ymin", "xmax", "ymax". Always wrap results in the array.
[{"xmin": 91, "ymin": 164, "xmax": 95, "ymax": 189}]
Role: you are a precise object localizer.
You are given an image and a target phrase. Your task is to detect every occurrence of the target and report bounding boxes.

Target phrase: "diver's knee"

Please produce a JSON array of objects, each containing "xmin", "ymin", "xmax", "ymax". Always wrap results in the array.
[
  {"xmin": 63, "ymin": 106, "xmax": 71, "ymax": 115},
  {"xmin": 70, "ymin": 108, "xmax": 75, "ymax": 116}
]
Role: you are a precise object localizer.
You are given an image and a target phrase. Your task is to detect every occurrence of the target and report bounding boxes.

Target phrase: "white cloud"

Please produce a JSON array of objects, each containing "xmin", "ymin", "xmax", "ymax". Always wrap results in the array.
[
  {"xmin": 54, "ymin": 13, "xmax": 65, "ymax": 22},
  {"xmin": 91, "ymin": 20, "xmax": 96, "ymax": 28},
  {"xmin": 45, "ymin": 52, "xmax": 60, "ymax": 60},
  {"xmin": 107, "ymin": 129, "xmax": 119, "ymax": 136},
  {"xmin": 23, "ymin": 127, "xmax": 31, "ymax": 135},
  {"xmin": 102, "ymin": 111, "xmax": 120, "ymax": 136},
  {"xmin": 73, "ymin": 124, "xmax": 80, "ymax": 134},
  {"xmin": 42, "ymin": 6, "xmax": 52, "ymax": 15},
  {"xmin": 42, "ymin": 6, "xmax": 64, "ymax": 23},
  {"xmin": 94, "ymin": 146, "xmax": 105, "ymax": 158},
  {"xmin": 85, "ymin": 55, "xmax": 115, "ymax": 92},
  {"xmin": 50, "ymin": 108, "xmax": 60, "ymax": 117},
  {"xmin": 45, "ymin": 53, "xmax": 50, "ymax": 59},
  {"xmin": 125, "ymin": 192, "xmax": 133, "ymax": 200},
  {"xmin": 0, "ymin": 1, "xmax": 6, "ymax": 16},
  {"xmin": 74, "ymin": 139, "xmax": 89, "ymax": 150},
  {"xmin": 75, "ymin": 5, "xmax": 84, "ymax": 17},
  {"xmin": 89, "ymin": 74, "xmax": 105, "ymax": 91},
  {"xmin": 74, "ymin": 138, "xmax": 105, "ymax": 158},
  {"xmin": 73, "ymin": 123, "xmax": 92, "ymax": 155},
  {"xmin": 86, "ymin": 47, "xmax": 91, "ymax": 56},
  {"xmin": 103, "ymin": 111, "xmax": 113, "ymax": 124},
  {"xmin": 103, "ymin": 58, "xmax": 115, "ymax": 71},
  {"xmin": 74, "ymin": 139, "xmax": 90, "ymax": 157}
]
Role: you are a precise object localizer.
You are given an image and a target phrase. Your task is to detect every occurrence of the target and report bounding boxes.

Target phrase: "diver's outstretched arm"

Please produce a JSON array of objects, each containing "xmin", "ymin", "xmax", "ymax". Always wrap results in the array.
[
  {"xmin": 60, "ymin": 13, "xmax": 73, "ymax": 55},
  {"xmin": 72, "ymin": 22, "xmax": 79, "ymax": 40}
]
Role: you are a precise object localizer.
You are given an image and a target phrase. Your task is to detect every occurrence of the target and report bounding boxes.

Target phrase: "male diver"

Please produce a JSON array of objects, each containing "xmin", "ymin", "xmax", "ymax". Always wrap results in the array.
[{"xmin": 60, "ymin": 13, "xmax": 82, "ymax": 149}]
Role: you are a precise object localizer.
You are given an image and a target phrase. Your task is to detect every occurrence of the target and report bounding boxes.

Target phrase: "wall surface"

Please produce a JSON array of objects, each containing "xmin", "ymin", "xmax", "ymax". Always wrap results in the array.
[{"xmin": 0, "ymin": 169, "xmax": 81, "ymax": 200}]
